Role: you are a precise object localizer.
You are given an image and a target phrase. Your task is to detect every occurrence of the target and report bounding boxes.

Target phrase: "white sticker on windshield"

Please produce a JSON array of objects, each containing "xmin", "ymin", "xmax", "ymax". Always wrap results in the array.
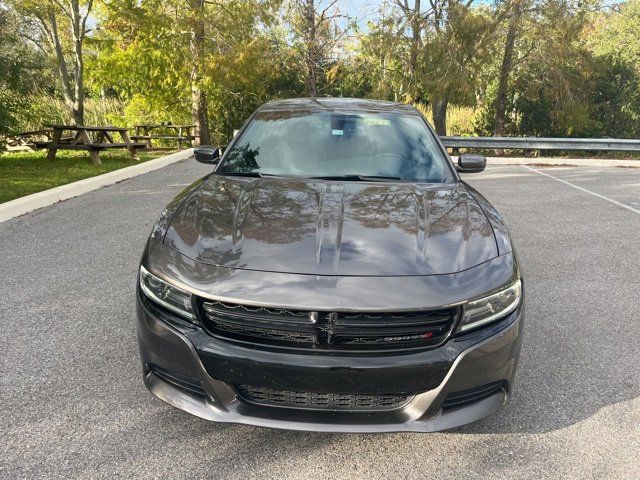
[{"xmin": 331, "ymin": 129, "xmax": 344, "ymax": 136}]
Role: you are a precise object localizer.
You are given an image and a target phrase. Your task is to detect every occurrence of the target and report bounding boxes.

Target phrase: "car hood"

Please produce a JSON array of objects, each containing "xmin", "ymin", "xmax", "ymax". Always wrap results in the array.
[{"xmin": 163, "ymin": 175, "xmax": 498, "ymax": 276}]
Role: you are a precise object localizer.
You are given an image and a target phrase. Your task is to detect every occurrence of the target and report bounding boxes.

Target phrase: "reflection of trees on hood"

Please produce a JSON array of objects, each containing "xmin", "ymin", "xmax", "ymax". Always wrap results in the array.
[
  {"xmin": 163, "ymin": 244, "xmax": 237, "ymax": 282},
  {"xmin": 346, "ymin": 186, "xmax": 492, "ymax": 241},
  {"xmin": 169, "ymin": 177, "xmax": 319, "ymax": 253},
  {"xmin": 234, "ymin": 188, "xmax": 318, "ymax": 244},
  {"xmin": 164, "ymin": 182, "xmax": 242, "ymax": 268},
  {"xmin": 167, "ymin": 178, "xmax": 494, "ymax": 266}
]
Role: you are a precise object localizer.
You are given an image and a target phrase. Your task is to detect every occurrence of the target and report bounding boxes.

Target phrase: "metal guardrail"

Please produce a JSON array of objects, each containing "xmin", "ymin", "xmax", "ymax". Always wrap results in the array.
[{"xmin": 440, "ymin": 136, "xmax": 640, "ymax": 152}]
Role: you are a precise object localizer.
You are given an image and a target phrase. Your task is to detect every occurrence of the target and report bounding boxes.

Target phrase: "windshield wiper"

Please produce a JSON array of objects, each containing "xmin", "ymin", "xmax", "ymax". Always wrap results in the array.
[
  {"xmin": 216, "ymin": 172, "xmax": 404, "ymax": 182},
  {"xmin": 216, "ymin": 172, "xmax": 300, "ymax": 179},
  {"xmin": 216, "ymin": 171, "xmax": 263, "ymax": 178},
  {"xmin": 309, "ymin": 174, "xmax": 403, "ymax": 182}
]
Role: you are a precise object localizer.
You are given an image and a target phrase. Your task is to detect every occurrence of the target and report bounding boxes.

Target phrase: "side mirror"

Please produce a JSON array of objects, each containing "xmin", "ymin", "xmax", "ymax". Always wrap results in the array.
[
  {"xmin": 194, "ymin": 145, "xmax": 222, "ymax": 164},
  {"xmin": 456, "ymin": 154, "xmax": 486, "ymax": 173}
]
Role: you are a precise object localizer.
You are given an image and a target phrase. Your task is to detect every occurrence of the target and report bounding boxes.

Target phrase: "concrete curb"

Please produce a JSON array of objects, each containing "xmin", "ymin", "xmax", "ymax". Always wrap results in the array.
[
  {"xmin": 0, "ymin": 148, "xmax": 194, "ymax": 223},
  {"xmin": 454, "ymin": 156, "xmax": 640, "ymax": 168}
]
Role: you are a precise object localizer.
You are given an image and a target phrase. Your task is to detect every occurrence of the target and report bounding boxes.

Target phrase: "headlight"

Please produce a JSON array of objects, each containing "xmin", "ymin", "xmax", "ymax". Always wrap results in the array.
[
  {"xmin": 139, "ymin": 265, "xmax": 196, "ymax": 320},
  {"xmin": 457, "ymin": 279, "xmax": 521, "ymax": 333}
]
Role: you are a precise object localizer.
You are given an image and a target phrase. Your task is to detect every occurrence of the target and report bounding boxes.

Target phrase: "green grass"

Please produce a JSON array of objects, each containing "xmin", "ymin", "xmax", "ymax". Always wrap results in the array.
[{"xmin": 0, "ymin": 150, "xmax": 168, "ymax": 204}]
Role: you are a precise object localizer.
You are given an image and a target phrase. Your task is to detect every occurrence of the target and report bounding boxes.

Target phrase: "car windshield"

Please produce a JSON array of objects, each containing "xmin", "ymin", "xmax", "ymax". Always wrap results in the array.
[{"xmin": 216, "ymin": 110, "xmax": 455, "ymax": 183}]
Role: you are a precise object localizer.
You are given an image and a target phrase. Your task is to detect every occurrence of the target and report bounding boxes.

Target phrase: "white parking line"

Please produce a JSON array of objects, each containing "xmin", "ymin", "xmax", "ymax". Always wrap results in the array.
[
  {"xmin": 104, "ymin": 190, "xmax": 161, "ymax": 195},
  {"xmin": 522, "ymin": 165, "xmax": 640, "ymax": 215}
]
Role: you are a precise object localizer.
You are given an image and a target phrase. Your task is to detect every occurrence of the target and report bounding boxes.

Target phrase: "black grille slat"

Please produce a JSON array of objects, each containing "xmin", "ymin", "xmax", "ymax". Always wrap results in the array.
[
  {"xmin": 213, "ymin": 321, "xmax": 316, "ymax": 343},
  {"xmin": 332, "ymin": 322, "xmax": 451, "ymax": 346},
  {"xmin": 332, "ymin": 323, "xmax": 451, "ymax": 336},
  {"xmin": 202, "ymin": 301, "xmax": 314, "ymax": 324},
  {"xmin": 201, "ymin": 299, "xmax": 457, "ymax": 352},
  {"xmin": 335, "ymin": 312, "xmax": 453, "ymax": 328},
  {"xmin": 207, "ymin": 315, "xmax": 316, "ymax": 334},
  {"xmin": 202, "ymin": 300, "xmax": 317, "ymax": 345},
  {"xmin": 235, "ymin": 385, "xmax": 412, "ymax": 411}
]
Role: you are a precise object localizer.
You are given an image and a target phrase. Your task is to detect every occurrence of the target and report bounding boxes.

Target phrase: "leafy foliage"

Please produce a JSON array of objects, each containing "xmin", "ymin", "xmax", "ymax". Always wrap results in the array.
[
  {"xmin": 87, "ymin": 0, "xmax": 302, "ymax": 143},
  {"xmin": 12, "ymin": 95, "xmax": 125, "ymax": 131},
  {"xmin": 2, "ymin": 0, "xmax": 640, "ymax": 143},
  {"xmin": 0, "ymin": 6, "xmax": 53, "ymax": 142}
]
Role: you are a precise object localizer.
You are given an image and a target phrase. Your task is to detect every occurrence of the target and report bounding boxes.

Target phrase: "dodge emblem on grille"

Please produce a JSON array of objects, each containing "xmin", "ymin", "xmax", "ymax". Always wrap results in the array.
[{"xmin": 313, "ymin": 312, "xmax": 338, "ymax": 345}]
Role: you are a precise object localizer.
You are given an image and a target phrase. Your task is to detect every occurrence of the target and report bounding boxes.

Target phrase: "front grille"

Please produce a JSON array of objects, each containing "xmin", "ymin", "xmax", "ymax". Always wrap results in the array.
[
  {"xmin": 442, "ymin": 381, "xmax": 506, "ymax": 410},
  {"xmin": 200, "ymin": 300, "xmax": 458, "ymax": 352},
  {"xmin": 235, "ymin": 384, "xmax": 412, "ymax": 411}
]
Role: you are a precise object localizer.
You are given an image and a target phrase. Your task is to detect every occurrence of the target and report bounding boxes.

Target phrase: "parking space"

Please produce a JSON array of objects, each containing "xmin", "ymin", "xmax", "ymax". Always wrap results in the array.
[
  {"xmin": 1, "ymin": 162, "xmax": 638, "ymax": 479},
  {"xmin": 520, "ymin": 165, "xmax": 640, "ymax": 211}
]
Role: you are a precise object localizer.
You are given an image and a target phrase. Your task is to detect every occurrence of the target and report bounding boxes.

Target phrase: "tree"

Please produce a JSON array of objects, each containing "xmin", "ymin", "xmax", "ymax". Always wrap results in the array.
[
  {"xmin": 287, "ymin": 0, "xmax": 348, "ymax": 96},
  {"xmin": 0, "ymin": 6, "xmax": 52, "ymax": 93},
  {"xmin": 0, "ymin": 5, "xmax": 54, "ymax": 142},
  {"xmin": 382, "ymin": 0, "xmax": 426, "ymax": 102},
  {"xmin": 335, "ymin": 13, "xmax": 403, "ymax": 100},
  {"xmin": 8, "ymin": 0, "xmax": 94, "ymax": 125},
  {"xmin": 393, "ymin": 0, "xmax": 423, "ymax": 82},
  {"xmin": 474, "ymin": 0, "xmax": 596, "ymax": 138},
  {"xmin": 188, "ymin": 0, "xmax": 211, "ymax": 145},
  {"xmin": 359, "ymin": 1, "xmax": 497, "ymax": 134},
  {"xmin": 90, "ymin": 0, "xmax": 293, "ymax": 143},
  {"xmin": 493, "ymin": 0, "xmax": 526, "ymax": 137},
  {"xmin": 419, "ymin": 1, "xmax": 498, "ymax": 135},
  {"xmin": 583, "ymin": 0, "xmax": 640, "ymax": 138},
  {"xmin": 4, "ymin": 0, "xmax": 640, "ymax": 145}
]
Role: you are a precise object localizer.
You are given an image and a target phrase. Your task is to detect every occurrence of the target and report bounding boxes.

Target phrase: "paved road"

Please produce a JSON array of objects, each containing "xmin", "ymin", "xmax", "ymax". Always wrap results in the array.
[{"xmin": 1, "ymin": 161, "xmax": 639, "ymax": 479}]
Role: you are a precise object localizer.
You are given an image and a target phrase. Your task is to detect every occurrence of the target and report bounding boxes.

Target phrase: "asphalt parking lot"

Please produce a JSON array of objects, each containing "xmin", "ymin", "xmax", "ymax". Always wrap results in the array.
[{"xmin": 1, "ymin": 161, "xmax": 639, "ymax": 479}]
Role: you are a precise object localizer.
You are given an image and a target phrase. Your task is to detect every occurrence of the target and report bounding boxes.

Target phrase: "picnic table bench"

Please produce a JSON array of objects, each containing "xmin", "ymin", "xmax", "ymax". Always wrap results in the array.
[
  {"xmin": 131, "ymin": 124, "xmax": 197, "ymax": 149},
  {"xmin": 4, "ymin": 129, "xmax": 53, "ymax": 151},
  {"xmin": 35, "ymin": 125, "xmax": 147, "ymax": 164}
]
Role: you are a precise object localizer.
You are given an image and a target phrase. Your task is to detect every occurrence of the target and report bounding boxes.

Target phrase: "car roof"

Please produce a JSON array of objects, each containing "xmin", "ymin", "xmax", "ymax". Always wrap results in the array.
[{"xmin": 257, "ymin": 97, "xmax": 421, "ymax": 115}]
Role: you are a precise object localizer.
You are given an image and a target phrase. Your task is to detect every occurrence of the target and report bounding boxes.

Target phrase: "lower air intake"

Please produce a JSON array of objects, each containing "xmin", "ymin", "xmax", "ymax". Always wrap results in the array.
[
  {"xmin": 235, "ymin": 385, "xmax": 412, "ymax": 411},
  {"xmin": 150, "ymin": 365, "xmax": 207, "ymax": 397},
  {"xmin": 442, "ymin": 381, "xmax": 506, "ymax": 410}
]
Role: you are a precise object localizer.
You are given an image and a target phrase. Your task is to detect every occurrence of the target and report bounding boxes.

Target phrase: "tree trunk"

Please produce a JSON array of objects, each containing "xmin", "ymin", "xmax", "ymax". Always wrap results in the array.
[
  {"xmin": 47, "ymin": 10, "xmax": 76, "ymax": 122},
  {"xmin": 189, "ymin": 0, "xmax": 211, "ymax": 145},
  {"xmin": 34, "ymin": 1, "xmax": 94, "ymax": 126},
  {"xmin": 70, "ymin": 0, "xmax": 85, "ymax": 125},
  {"xmin": 494, "ymin": 0, "xmax": 522, "ymax": 139},
  {"xmin": 409, "ymin": 0, "xmax": 421, "ymax": 79},
  {"xmin": 72, "ymin": 86, "xmax": 84, "ymax": 124},
  {"xmin": 306, "ymin": 60, "xmax": 318, "ymax": 97},
  {"xmin": 305, "ymin": 0, "xmax": 318, "ymax": 97},
  {"xmin": 432, "ymin": 95, "xmax": 448, "ymax": 136},
  {"xmin": 191, "ymin": 85, "xmax": 211, "ymax": 145}
]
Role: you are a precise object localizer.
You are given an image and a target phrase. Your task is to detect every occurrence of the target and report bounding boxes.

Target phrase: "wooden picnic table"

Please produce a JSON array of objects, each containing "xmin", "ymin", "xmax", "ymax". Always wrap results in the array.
[
  {"xmin": 131, "ymin": 124, "xmax": 197, "ymax": 149},
  {"xmin": 4, "ymin": 129, "xmax": 53, "ymax": 152},
  {"xmin": 36, "ymin": 125, "xmax": 147, "ymax": 165}
]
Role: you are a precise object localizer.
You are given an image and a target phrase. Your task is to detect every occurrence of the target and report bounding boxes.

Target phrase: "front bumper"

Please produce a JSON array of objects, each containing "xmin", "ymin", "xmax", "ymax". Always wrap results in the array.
[{"xmin": 136, "ymin": 296, "xmax": 523, "ymax": 433}]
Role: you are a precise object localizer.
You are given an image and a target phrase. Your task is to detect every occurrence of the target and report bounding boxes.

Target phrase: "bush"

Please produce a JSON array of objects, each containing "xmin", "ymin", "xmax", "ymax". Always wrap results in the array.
[
  {"xmin": 0, "ymin": 88, "xmax": 27, "ymax": 152},
  {"xmin": 414, "ymin": 103, "xmax": 476, "ymax": 135},
  {"xmin": 11, "ymin": 95, "xmax": 127, "ymax": 132}
]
